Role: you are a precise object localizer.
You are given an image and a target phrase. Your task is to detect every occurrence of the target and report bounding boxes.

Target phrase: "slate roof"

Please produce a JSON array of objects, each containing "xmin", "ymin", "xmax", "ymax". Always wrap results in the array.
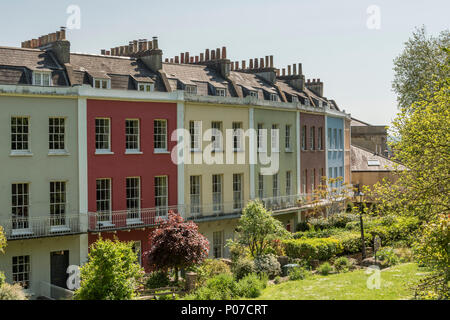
[{"xmin": 351, "ymin": 145, "xmax": 405, "ymax": 171}]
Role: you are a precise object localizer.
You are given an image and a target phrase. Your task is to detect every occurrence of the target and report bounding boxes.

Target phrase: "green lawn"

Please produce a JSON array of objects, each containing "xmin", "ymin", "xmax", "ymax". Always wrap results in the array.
[{"xmin": 257, "ymin": 263, "xmax": 428, "ymax": 300}]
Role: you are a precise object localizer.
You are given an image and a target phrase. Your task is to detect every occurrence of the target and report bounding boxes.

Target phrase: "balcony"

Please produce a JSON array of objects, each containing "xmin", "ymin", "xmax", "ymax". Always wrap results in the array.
[
  {"xmin": 0, "ymin": 214, "xmax": 86, "ymax": 240},
  {"xmin": 183, "ymin": 201, "xmax": 244, "ymax": 222},
  {"xmin": 87, "ymin": 206, "xmax": 182, "ymax": 232}
]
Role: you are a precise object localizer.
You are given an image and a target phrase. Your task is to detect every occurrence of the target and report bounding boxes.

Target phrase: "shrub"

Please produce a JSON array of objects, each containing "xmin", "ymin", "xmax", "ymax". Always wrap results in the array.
[
  {"xmin": 0, "ymin": 271, "xmax": 5, "ymax": 287},
  {"xmin": 226, "ymin": 239, "xmax": 249, "ymax": 263},
  {"xmin": 394, "ymin": 247, "xmax": 414, "ymax": 263},
  {"xmin": 333, "ymin": 257, "xmax": 351, "ymax": 273},
  {"xmin": 375, "ymin": 247, "xmax": 400, "ymax": 266},
  {"xmin": 254, "ymin": 254, "xmax": 281, "ymax": 279},
  {"xmin": 318, "ymin": 262, "xmax": 333, "ymax": 276},
  {"xmin": 145, "ymin": 271, "xmax": 170, "ymax": 289},
  {"xmin": 288, "ymin": 267, "xmax": 309, "ymax": 281},
  {"xmin": 308, "ymin": 217, "xmax": 331, "ymax": 230},
  {"xmin": 0, "ymin": 283, "xmax": 27, "ymax": 300},
  {"xmin": 263, "ymin": 239, "xmax": 285, "ymax": 256},
  {"xmin": 331, "ymin": 231, "xmax": 373, "ymax": 254},
  {"xmin": 295, "ymin": 221, "xmax": 310, "ymax": 232},
  {"xmin": 197, "ymin": 259, "xmax": 232, "ymax": 285},
  {"xmin": 186, "ymin": 273, "xmax": 238, "ymax": 300},
  {"xmin": 236, "ymin": 273, "xmax": 267, "ymax": 298},
  {"xmin": 283, "ymin": 238, "xmax": 343, "ymax": 262},
  {"xmin": 232, "ymin": 257, "xmax": 256, "ymax": 280},
  {"xmin": 328, "ymin": 213, "xmax": 359, "ymax": 229}
]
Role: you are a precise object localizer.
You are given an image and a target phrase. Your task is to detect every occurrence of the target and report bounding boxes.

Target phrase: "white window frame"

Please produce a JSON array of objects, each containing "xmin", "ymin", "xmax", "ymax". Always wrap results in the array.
[
  {"xmin": 257, "ymin": 123, "xmax": 266, "ymax": 153},
  {"xmin": 137, "ymin": 83, "xmax": 153, "ymax": 92},
  {"xmin": 272, "ymin": 173, "xmax": 279, "ymax": 198},
  {"xmin": 154, "ymin": 119, "xmax": 168, "ymax": 153},
  {"xmin": 155, "ymin": 176, "xmax": 168, "ymax": 217},
  {"xmin": 96, "ymin": 178, "xmax": 112, "ymax": 224},
  {"xmin": 189, "ymin": 120, "xmax": 202, "ymax": 151},
  {"xmin": 310, "ymin": 126, "xmax": 315, "ymax": 151},
  {"xmin": 318, "ymin": 127, "xmax": 323, "ymax": 150},
  {"xmin": 48, "ymin": 117, "xmax": 67, "ymax": 154},
  {"xmin": 185, "ymin": 84, "xmax": 197, "ymax": 95},
  {"xmin": 271, "ymin": 124, "xmax": 279, "ymax": 152},
  {"xmin": 232, "ymin": 122, "xmax": 243, "ymax": 152},
  {"xmin": 211, "ymin": 121, "xmax": 223, "ymax": 152},
  {"xmin": 125, "ymin": 119, "xmax": 140, "ymax": 153},
  {"xmin": 291, "ymin": 95, "xmax": 299, "ymax": 103},
  {"xmin": 286, "ymin": 171, "xmax": 292, "ymax": 196},
  {"xmin": 95, "ymin": 118, "xmax": 112, "ymax": 154},
  {"xmin": 212, "ymin": 174, "xmax": 223, "ymax": 213},
  {"xmin": 233, "ymin": 173, "xmax": 243, "ymax": 211},
  {"xmin": 249, "ymin": 90, "xmax": 258, "ymax": 98},
  {"xmin": 216, "ymin": 88, "xmax": 226, "ymax": 97},
  {"xmin": 11, "ymin": 116, "xmax": 31, "ymax": 155},
  {"xmin": 12, "ymin": 255, "xmax": 31, "ymax": 289},
  {"xmin": 269, "ymin": 93, "xmax": 278, "ymax": 101},
  {"xmin": 50, "ymin": 181, "xmax": 67, "ymax": 228},
  {"xmin": 301, "ymin": 125, "xmax": 307, "ymax": 151},
  {"xmin": 258, "ymin": 174, "xmax": 264, "ymax": 199},
  {"xmin": 213, "ymin": 231, "xmax": 224, "ymax": 259},
  {"xmin": 190, "ymin": 175, "xmax": 202, "ymax": 215},
  {"xmin": 33, "ymin": 71, "xmax": 52, "ymax": 86},
  {"xmin": 93, "ymin": 78, "xmax": 110, "ymax": 89},
  {"xmin": 285, "ymin": 125, "xmax": 292, "ymax": 151},
  {"xmin": 11, "ymin": 183, "xmax": 30, "ymax": 232},
  {"xmin": 126, "ymin": 177, "xmax": 141, "ymax": 222}
]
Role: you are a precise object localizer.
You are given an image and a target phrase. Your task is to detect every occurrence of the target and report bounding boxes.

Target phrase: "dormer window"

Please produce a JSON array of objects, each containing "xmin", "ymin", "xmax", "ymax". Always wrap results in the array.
[
  {"xmin": 305, "ymin": 99, "xmax": 310, "ymax": 106},
  {"xmin": 249, "ymin": 90, "xmax": 258, "ymax": 98},
  {"xmin": 94, "ymin": 79, "xmax": 110, "ymax": 89},
  {"xmin": 291, "ymin": 95, "xmax": 299, "ymax": 103},
  {"xmin": 269, "ymin": 93, "xmax": 278, "ymax": 102},
  {"xmin": 138, "ymin": 83, "xmax": 153, "ymax": 92},
  {"xmin": 185, "ymin": 85, "xmax": 197, "ymax": 95},
  {"xmin": 33, "ymin": 71, "xmax": 52, "ymax": 86},
  {"xmin": 216, "ymin": 88, "xmax": 226, "ymax": 97}
]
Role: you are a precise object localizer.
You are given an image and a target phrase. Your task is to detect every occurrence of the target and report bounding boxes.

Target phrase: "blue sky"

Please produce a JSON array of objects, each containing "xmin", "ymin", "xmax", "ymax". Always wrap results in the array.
[{"xmin": 1, "ymin": 0, "xmax": 448, "ymax": 125}]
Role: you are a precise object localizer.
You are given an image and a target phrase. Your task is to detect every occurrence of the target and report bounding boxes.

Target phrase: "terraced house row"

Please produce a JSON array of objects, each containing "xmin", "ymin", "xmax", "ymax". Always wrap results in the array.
[{"xmin": 0, "ymin": 28, "xmax": 351, "ymax": 297}]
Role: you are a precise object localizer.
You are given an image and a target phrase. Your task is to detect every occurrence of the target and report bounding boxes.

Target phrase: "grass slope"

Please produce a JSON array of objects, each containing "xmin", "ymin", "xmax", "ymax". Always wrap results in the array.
[{"xmin": 257, "ymin": 263, "xmax": 427, "ymax": 300}]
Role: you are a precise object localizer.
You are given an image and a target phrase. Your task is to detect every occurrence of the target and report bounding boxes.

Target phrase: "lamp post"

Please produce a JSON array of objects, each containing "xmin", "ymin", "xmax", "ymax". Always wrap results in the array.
[{"xmin": 354, "ymin": 188, "xmax": 367, "ymax": 260}]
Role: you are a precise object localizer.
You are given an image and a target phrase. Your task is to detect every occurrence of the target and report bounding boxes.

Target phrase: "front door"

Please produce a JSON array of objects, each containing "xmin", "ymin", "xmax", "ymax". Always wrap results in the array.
[{"xmin": 50, "ymin": 250, "xmax": 69, "ymax": 289}]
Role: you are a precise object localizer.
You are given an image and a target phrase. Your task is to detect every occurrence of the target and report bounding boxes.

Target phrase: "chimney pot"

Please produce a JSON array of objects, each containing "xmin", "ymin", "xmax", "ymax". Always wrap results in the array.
[
  {"xmin": 133, "ymin": 40, "xmax": 138, "ymax": 53},
  {"xmin": 180, "ymin": 53, "xmax": 185, "ymax": 64},
  {"xmin": 293, "ymin": 64, "xmax": 297, "ymax": 75},
  {"xmin": 101, "ymin": 49, "xmax": 106, "ymax": 55},
  {"xmin": 190, "ymin": 57, "xmax": 194, "ymax": 63},
  {"xmin": 249, "ymin": 59, "xmax": 253, "ymax": 69},
  {"xmin": 254, "ymin": 58, "xmax": 258, "ymax": 69},
  {"xmin": 269, "ymin": 55, "xmax": 274, "ymax": 68},
  {"xmin": 216, "ymin": 48, "xmax": 220, "ymax": 60},
  {"xmin": 298, "ymin": 63, "xmax": 302, "ymax": 75},
  {"xmin": 235, "ymin": 61, "xmax": 239, "ymax": 70},
  {"xmin": 211, "ymin": 49, "xmax": 216, "ymax": 60},
  {"xmin": 282, "ymin": 68, "xmax": 286, "ymax": 76},
  {"xmin": 231, "ymin": 63, "xmax": 234, "ymax": 71},
  {"xmin": 106, "ymin": 50, "xmax": 110, "ymax": 56},
  {"xmin": 152, "ymin": 36, "xmax": 158, "ymax": 49},
  {"xmin": 185, "ymin": 52, "xmax": 190, "ymax": 63},
  {"xmin": 288, "ymin": 65, "xmax": 291, "ymax": 75},
  {"xmin": 200, "ymin": 53, "xmax": 204, "ymax": 61},
  {"xmin": 60, "ymin": 27, "xmax": 66, "ymax": 40},
  {"xmin": 170, "ymin": 58, "xmax": 174, "ymax": 63},
  {"xmin": 242, "ymin": 60, "xmax": 246, "ymax": 69},
  {"xmin": 265, "ymin": 56, "xmax": 269, "ymax": 68},
  {"xmin": 205, "ymin": 49, "xmax": 210, "ymax": 61},
  {"xmin": 260, "ymin": 58, "xmax": 264, "ymax": 68},
  {"xmin": 147, "ymin": 41, "xmax": 153, "ymax": 50},
  {"xmin": 56, "ymin": 31, "xmax": 61, "ymax": 41},
  {"xmin": 195, "ymin": 56, "xmax": 199, "ymax": 63},
  {"xmin": 317, "ymin": 78, "xmax": 320, "ymax": 82},
  {"xmin": 165, "ymin": 58, "xmax": 169, "ymax": 62},
  {"xmin": 221, "ymin": 47, "xmax": 227, "ymax": 59},
  {"xmin": 175, "ymin": 56, "xmax": 179, "ymax": 63}
]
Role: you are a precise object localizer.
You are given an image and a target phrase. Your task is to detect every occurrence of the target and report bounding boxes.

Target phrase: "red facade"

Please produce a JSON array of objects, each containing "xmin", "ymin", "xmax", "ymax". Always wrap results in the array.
[
  {"xmin": 300, "ymin": 112, "xmax": 326, "ymax": 194},
  {"xmin": 86, "ymin": 99, "xmax": 177, "ymax": 271}
]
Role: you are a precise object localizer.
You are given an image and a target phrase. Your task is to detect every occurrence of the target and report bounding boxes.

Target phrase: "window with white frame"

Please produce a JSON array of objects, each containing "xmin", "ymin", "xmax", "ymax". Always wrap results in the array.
[
  {"xmin": 216, "ymin": 88, "xmax": 226, "ymax": 97},
  {"xmin": 271, "ymin": 124, "xmax": 279, "ymax": 152},
  {"xmin": 311, "ymin": 169, "xmax": 315, "ymax": 193},
  {"xmin": 211, "ymin": 121, "xmax": 222, "ymax": 151},
  {"xmin": 126, "ymin": 177, "xmax": 141, "ymax": 220},
  {"xmin": 155, "ymin": 176, "xmax": 168, "ymax": 216},
  {"xmin": 33, "ymin": 71, "xmax": 51, "ymax": 86},
  {"xmin": 190, "ymin": 176, "xmax": 201, "ymax": 215},
  {"xmin": 286, "ymin": 171, "xmax": 292, "ymax": 196},
  {"xmin": 233, "ymin": 174, "xmax": 243, "ymax": 210},
  {"xmin": 96, "ymin": 178, "xmax": 111, "ymax": 222},
  {"xmin": 185, "ymin": 84, "xmax": 197, "ymax": 94},
  {"xmin": 212, "ymin": 174, "xmax": 223, "ymax": 213},
  {"xmin": 291, "ymin": 95, "xmax": 299, "ymax": 103},
  {"xmin": 189, "ymin": 121, "xmax": 202, "ymax": 151},
  {"xmin": 257, "ymin": 123, "xmax": 265, "ymax": 152},
  {"xmin": 12, "ymin": 183, "xmax": 29, "ymax": 230},
  {"xmin": 138, "ymin": 83, "xmax": 152, "ymax": 92},
  {"xmin": 93, "ymin": 78, "xmax": 110, "ymax": 89},
  {"xmin": 12, "ymin": 255, "xmax": 30, "ymax": 289},
  {"xmin": 285, "ymin": 125, "xmax": 291, "ymax": 151},
  {"xmin": 333, "ymin": 128, "xmax": 337, "ymax": 149},
  {"xmin": 272, "ymin": 173, "xmax": 279, "ymax": 197},
  {"xmin": 50, "ymin": 181, "xmax": 66, "ymax": 226},
  {"xmin": 154, "ymin": 119, "xmax": 167, "ymax": 152},
  {"xmin": 305, "ymin": 98, "xmax": 310, "ymax": 106},
  {"xmin": 131, "ymin": 241, "xmax": 142, "ymax": 266},
  {"xmin": 339, "ymin": 129, "xmax": 343, "ymax": 149},
  {"xmin": 301, "ymin": 126, "xmax": 307, "ymax": 151},
  {"xmin": 318, "ymin": 127, "xmax": 323, "ymax": 150},
  {"xmin": 258, "ymin": 174, "xmax": 264, "ymax": 199},
  {"xmin": 327, "ymin": 128, "xmax": 332, "ymax": 149},
  {"xmin": 310, "ymin": 126, "xmax": 315, "ymax": 150},
  {"xmin": 49, "ymin": 117, "xmax": 66, "ymax": 152},
  {"xmin": 249, "ymin": 90, "xmax": 258, "ymax": 98},
  {"xmin": 11, "ymin": 117, "xmax": 30, "ymax": 152},
  {"xmin": 269, "ymin": 93, "xmax": 278, "ymax": 101},
  {"xmin": 213, "ymin": 231, "xmax": 224, "ymax": 258},
  {"xmin": 125, "ymin": 119, "xmax": 140, "ymax": 152},
  {"xmin": 232, "ymin": 122, "xmax": 243, "ymax": 151},
  {"xmin": 95, "ymin": 118, "xmax": 111, "ymax": 152}
]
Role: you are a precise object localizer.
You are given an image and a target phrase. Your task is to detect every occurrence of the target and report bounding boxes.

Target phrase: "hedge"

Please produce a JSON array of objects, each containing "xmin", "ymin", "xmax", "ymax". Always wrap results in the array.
[{"xmin": 283, "ymin": 238, "xmax": 343, "ymax": 261}]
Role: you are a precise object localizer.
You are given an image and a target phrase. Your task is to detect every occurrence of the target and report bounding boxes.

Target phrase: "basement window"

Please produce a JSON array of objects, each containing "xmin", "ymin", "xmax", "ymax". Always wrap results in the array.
[
  {"xmin": 33, "ymin": 71, "xmax": 52, "ymax": 86},
  {"xmin": 368, "ymin": 160, "xmax": 380, "ymax": 166},
  {"xmin": 93, "ymin": 79, "xmax": 110, "ymax": 89}
]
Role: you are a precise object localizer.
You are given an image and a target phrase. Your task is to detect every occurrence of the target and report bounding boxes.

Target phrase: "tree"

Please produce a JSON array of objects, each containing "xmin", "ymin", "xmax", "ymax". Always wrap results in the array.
[
  {"xmin": 392, "ymin": 26, "xmax": 449, "ymax": 112},
  {"xmin": 0, "ymin": 226, "xmax": 6, "ymax": 254},
  {"xmin": 74, "ymin": 238, "xmax": 144, "ymax": 300},
  {"xmin": 235, "ymin": 201, "xmax": 291, "ymax": 257},
  {"xmin": 144, "ymin": 211, "xmax": 209, "ymax": 281},
  {"xmin": 371, "ymin": 43, "xmax": 449, "ymax": 298}
]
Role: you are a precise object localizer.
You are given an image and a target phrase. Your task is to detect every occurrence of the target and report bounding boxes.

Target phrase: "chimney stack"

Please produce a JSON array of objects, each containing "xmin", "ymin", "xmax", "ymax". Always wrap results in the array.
[
  {"xmin": 249, "ymin": 59, "xmax": 253, "ymax": 69},
  {"xmin": 152, "ymin": 36, "xmax": 158, "ymax": 49},
  {"xmin": 242, "ymin": 60, "xmax": 246, "ymax": 69},
  {"xmin": 200, "ymin": 53, "xmax": 204, "ymax": 62},
  {"xmin": 222, "ymin": 47, "xmax": 227, "ymax": 59},
  {"xmin": 211, "ymin": 49, "xmax": 216, "ymax": 60},
  {"xmin": 288, "ymin": 65, "xmax": 291, "ymax": 75},
  {"xmin": 293, "ymin": 64, "xmax": 297, "ymax": 75},
  {"xmin": 216, "ymin": 48, "xmax": 220, "ymax": 60},
  {"xmin": 260, "ymin": 58, "xmax": 264, "ymax": 68},
  {"xmin": 180, "ymin": 53, "xmax": 185, "ymax": 64},
  {"xmin": 205, "ymin": 49, "xmax": 210, "ymax": 61},
  {"xmin": 254, "ymin": 58, "xmax": 258, "ymax": 69}
]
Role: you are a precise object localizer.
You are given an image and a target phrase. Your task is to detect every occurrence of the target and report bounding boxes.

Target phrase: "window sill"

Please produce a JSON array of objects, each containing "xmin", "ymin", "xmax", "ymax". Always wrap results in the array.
[
  {"xmin": 95, "ymin": 150, "xmax": 114, "ymax": 155},
  {"xmin": 285, "ymin": 149, "xmax": 293, "ymax": 153},
  {"xmin": 190, "ymin": 149, "xmax": 202, "ymax": 153},
  {"xmin": 154, "ymin": 149, "xmax": 170, "ymax": 154},
  {"xmin": 125, "ymin": 150, "xmax": 143, "ymax": 155},
  {"xmin": 48, "ymin": 150, "xmax": 70, "ymax": 156},
  {"xmin": 233, "ymin": 149, "xmax": 244, "ymax": 153},
  {"xmin": 10, "ymin": 151, "xmax": 33, "ymax": 157}
]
